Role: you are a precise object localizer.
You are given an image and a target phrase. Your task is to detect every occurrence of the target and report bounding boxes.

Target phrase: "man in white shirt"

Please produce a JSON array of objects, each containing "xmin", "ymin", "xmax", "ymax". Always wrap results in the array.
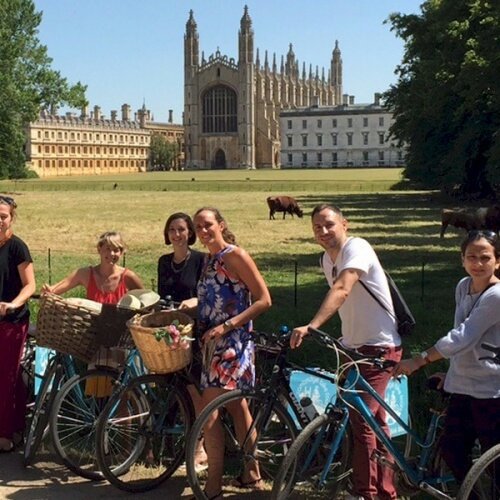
[{"xmin": 291, "ymin": 204, "xmax": 402, "ymax": 500}]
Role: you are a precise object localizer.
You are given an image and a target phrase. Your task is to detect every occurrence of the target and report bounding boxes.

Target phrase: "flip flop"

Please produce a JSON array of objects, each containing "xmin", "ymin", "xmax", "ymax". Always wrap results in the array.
[{"xmin": 230, "ymin": 475, "xmax": 264, "ymax": 490}]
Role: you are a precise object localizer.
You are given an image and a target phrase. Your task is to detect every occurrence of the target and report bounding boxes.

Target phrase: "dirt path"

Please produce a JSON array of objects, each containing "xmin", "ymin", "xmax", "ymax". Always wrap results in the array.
[{"xmin": 0, "ymin": 449, "xmax": 273, "ymax": 500}]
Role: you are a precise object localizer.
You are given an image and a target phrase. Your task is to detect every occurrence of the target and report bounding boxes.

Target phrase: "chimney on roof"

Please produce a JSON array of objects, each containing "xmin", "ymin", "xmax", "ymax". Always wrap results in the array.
[
  {"xmin": 342, "ymin": 94, "xmax": 349, "ymax": 105},
  {"xmin": 374, "ymin": 92, "xmax": 381, "ymax": 106},
  {"xmin": 168, "ymin": 109, "xmax": 173, "ymax": 123},
  {"xmin": 111, "ymin": 110, "xmax": 117, "ymax": 121},
  {"xmin": 121, "ymin": 103, "xmax": 131, "ymax": 121},
  {"xmin": 94, "ymin": 105, "xmax": 101, "ymax": 120},
  {"xmin": 349, "ymin": 95, "xmax": 355, "ymax": 105}
]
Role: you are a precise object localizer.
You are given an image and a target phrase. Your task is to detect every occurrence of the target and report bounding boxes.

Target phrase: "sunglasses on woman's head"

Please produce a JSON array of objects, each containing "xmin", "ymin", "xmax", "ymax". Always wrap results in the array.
[
  {"xmin": 0, "ymin": 195, "xmax": 16, "ymax": 208},
  {"xmin": 468, "ymin": 229, "xmax": 498, "ymax": 241}
]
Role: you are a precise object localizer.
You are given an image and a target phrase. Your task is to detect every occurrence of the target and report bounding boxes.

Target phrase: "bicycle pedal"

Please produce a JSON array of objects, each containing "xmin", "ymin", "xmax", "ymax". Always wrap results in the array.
[{"xmin": 371, "ymin": 450, "xmax": 397, "ymax": 471}]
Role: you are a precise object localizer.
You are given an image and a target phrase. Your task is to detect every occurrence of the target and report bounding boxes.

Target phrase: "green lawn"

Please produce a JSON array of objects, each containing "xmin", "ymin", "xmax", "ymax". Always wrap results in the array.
[{"xmin": 4, "ymin": 169, "xmax": 465, "ymax": 430}]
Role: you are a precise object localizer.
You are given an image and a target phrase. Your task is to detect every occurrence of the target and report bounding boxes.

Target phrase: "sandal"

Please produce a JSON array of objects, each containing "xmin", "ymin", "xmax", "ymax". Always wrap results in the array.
[{"xmin": 230, "ymin": 475, "xmax": 264, "ymax": 490}]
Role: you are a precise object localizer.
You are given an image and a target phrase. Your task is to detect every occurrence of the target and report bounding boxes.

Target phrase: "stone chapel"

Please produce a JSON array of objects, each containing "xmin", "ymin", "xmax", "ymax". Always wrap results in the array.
[{"xmin": 184, "ymin": 6, "xmax": 343, "ymax": 169}]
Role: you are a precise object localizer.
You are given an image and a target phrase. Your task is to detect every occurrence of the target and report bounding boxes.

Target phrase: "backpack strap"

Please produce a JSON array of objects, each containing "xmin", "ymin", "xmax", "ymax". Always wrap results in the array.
[
  {"xmin": 466, "ymin": 283, "xmax": 496, "ymax": 319},
  {"xmin": 358, "ymin": 277, "xmax": 396, "ymax": 321}
]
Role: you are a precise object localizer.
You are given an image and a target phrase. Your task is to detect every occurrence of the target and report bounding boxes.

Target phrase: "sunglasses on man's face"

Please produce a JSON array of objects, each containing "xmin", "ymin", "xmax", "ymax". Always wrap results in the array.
[{"xmin": 0, "ymin": 195, "xmax": 17, "ymax": 208}]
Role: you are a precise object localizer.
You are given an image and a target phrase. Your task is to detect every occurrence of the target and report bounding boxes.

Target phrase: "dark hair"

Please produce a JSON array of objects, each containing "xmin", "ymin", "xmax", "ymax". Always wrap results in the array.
[
  {"xmin": 193, "ymin": 207, "xmax": 237, "ymax": 244},
  {"xmin": 461, "ymin": 230, "xmax": 500, "ymax": 258},
  {"xmin": 311, "ymin": 203, "xmax": 343, "ymax": 220},
  {"xmin": 0, "ymin": 195, "xmax": 17, "ymax": 219},
  {"xmin": 164, "ymin": 212, "xmax": 196, "ymax": 245}
]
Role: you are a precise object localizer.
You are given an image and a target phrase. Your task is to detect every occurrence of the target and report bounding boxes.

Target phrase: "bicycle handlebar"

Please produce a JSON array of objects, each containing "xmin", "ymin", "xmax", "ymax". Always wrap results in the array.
[{"xmin": 307, "ymin": 326, "xmax": 393, "ymax": 369}]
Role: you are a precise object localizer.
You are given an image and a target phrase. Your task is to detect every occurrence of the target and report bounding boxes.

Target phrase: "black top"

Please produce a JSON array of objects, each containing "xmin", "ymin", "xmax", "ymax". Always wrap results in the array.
[
  {"xmin": 0, "ymin": 235, "xmax": 32, "ymax": 323},
  {"xmin": 157, "ymin": 249, "xmax": 205, "ymax": 303}
]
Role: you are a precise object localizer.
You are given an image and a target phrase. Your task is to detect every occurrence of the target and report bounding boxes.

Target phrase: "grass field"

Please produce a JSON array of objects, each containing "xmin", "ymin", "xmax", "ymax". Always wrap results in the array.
[{"xmin": 3, "ymin": 168, "xmax": 465, "ymax": 426}]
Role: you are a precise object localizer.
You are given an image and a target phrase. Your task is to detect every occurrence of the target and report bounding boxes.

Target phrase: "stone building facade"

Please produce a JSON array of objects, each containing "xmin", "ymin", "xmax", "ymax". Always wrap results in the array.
[
  {"xmin": 25, "ymin": 105, "xmax": 183, "ymax": 177},
  {"xmin": 280, "ymin": 95, "xmax": 406, "ymax": 168},
  {"xmin": 184, "ymin": 6, "xmax": 343, "ymax": 169}
]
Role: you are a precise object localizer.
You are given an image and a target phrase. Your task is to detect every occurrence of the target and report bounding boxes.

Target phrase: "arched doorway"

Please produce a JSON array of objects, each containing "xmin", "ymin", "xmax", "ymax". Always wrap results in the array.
[{"xmin": 213, "ymin": 149, "xmax": 226, "ymax": 169}]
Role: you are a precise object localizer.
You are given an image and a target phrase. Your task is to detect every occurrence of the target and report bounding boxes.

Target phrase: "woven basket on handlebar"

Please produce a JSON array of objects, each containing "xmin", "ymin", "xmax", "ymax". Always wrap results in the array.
[
  {"xmin": 36, "ymin": 293, "xmax": 139, "ymax": 362},
  {"xmin": 128, "ymin": 310, "xmax": 194, "ymax": 374}
]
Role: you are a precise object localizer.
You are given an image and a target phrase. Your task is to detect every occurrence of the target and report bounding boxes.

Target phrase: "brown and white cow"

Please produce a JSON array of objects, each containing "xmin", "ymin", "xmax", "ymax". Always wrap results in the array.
[{"xmin": 267, "ymin": 196, "xmax": 304, "ymax": 220}]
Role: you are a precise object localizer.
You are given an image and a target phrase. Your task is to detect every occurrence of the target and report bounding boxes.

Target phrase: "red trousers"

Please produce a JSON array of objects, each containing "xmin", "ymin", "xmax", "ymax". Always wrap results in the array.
[
  {"xmin": 0, "ymin": 320, "xmax": 29, "ymax": 440},
  {"xmin": 349, "ymin": 345, "xmax": 402, "ymax": 500}
]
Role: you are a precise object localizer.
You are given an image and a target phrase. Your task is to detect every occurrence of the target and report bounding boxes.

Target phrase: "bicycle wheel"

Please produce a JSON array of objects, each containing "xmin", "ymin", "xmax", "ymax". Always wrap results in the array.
[
  {"xmin": 272, "ymin": 412, "xmax": 352, "ymax": 500},
  {"xmin": 186, "ymin": 390, "xmax": 298, "ymax": 500},
  {"xmin": 50, "ymin": 368, "xmax": 119, "ymax": 480},
  {"xmin": 23, "ymin": 359, "xmax": 60, "ymax": 466},
  {"xmin": 458, "ymin": 443, "xmax": 500, "ymax": 500},
  {"xmin": 95, "ymin": 373, "xmax": 193, "ymax": 492}
]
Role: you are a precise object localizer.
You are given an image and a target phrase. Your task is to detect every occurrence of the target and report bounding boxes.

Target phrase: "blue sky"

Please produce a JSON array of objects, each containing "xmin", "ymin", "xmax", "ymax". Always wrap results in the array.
[{"xmin": 34, "ymin": 0, "xmax": 423, "ymax": 123}]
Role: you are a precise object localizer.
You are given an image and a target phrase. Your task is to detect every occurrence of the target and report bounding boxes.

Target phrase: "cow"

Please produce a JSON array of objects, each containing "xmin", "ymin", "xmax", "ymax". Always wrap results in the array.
[
  {"xmin": 440, "ymin": 205, "xmax": 500, "ymax": 237},
  {"xmin": 267, "ymin": 196, "xmax": 303, "ymax": 220}
]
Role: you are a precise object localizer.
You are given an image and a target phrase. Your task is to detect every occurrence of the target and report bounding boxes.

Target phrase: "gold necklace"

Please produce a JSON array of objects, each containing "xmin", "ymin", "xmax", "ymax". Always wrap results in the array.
[{"xmin": 171, "ymin": 250, "xmax": 191, "ymax": 274}]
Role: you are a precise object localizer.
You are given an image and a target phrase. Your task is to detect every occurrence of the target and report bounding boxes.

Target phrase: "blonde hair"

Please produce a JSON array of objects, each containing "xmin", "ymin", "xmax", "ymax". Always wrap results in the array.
[{"xmin": 97, "ymin": 231, "xmax": 126, "ymax": 252}]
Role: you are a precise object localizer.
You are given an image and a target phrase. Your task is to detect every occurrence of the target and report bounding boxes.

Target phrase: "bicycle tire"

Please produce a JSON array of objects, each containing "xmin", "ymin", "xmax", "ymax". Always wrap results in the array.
[
  {"xmin": 457, "ymin": 443, "xmax": 500, "ymax": 500},
  {"xmin": 50, "ymin": 368, "xmax": 119, "ymax": 481},
  {"xmin": 95, "ymin": 373, "xmax": 193, "ymax": 492},
  {"xmin": 186, "ymin": 390, "xmax": 298, "ymax": 500},
  {"xmin": 271, "ymin": 412, "xmax": 352, "ymax": 500},
  {"xmin": 23, "ymin": 359, "xmax": 60, "ymax": 467}
]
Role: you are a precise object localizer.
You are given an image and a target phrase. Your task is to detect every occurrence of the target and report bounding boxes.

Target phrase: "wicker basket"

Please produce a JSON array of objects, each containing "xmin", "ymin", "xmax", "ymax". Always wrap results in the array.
[
  {"xmin": 36, "ymin": 293, "xmax": 140, "ymax": 362},
  {"xmin": 128, "ymin": 310, "xmax": 194, "ymax": 374}
]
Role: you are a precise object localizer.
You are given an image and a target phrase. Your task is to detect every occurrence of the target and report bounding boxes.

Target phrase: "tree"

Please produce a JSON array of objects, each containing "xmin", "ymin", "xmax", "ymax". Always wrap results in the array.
[
  {"xmin": 385, "ymin": 0, "xmax": 500, "ymax": 197},
  {"xmin": 149, "ymin": 134, "xmax": 180, "ymax": 171},
  {"xmin": 0, "ymin": 0, "xmax": 87, "ymax": 178}
]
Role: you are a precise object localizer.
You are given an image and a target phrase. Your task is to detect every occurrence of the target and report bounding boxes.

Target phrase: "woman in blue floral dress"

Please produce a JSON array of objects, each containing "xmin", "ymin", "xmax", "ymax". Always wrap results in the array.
[{"xmin": 193, "ymin": 207, "xmax": 272, "ymax": 500}]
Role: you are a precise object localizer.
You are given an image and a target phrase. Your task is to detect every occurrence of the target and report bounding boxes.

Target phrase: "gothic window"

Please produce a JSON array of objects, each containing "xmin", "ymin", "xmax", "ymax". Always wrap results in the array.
[{"xmin": 202, "ymin": 85, "xmax": 237, "ymax": 133}]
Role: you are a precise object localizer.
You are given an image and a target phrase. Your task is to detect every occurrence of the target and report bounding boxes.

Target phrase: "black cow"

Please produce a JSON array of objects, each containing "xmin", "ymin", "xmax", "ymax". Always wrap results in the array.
[{"xmin": 267, "ymin": 196, "xmax": 303, "ymax": 220}]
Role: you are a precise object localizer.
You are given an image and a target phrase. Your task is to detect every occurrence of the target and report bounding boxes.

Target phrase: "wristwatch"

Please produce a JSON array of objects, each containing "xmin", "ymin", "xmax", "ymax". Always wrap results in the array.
[
  {"xmin": 419, "ymin": 351, "xmax": 431, "ymax": 364},
  {"xmin": 223, "ymin": 319, "xmax": 234, "ymax": 332}
]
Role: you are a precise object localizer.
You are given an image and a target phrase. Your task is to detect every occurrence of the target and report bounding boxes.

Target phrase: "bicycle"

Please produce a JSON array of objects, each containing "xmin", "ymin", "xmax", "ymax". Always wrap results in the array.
[
  {"xmin": 456, "ymin": 342, "xmax": 500, "ymax": 500},
  {"xmin": 25, "ymin": 296, "xmax": 152, "ymax": 477},
  {"xmin": 94, "ymin": 301, "xmax": 197, "ymax": 492},
  {"xmin": 49, "ymin": 347, "xmax": 145, "ymax": 480},
  {"xmin": 185, "ymin": 327, "xmax": 411, "ymax": 500},
  {"xmin": 23, "ymin": 349, "xmax": 76, "ymax": 466},
  {"xmin": 272, "ymin": 326, "xmax": 455, "ymax": 500},
  {"xmin": 94, "ymin": 358, "xmax": 196, "ymax": 492}
]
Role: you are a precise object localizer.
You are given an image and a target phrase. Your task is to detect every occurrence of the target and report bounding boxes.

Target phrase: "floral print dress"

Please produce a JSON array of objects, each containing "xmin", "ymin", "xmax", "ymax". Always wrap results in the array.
[{"xmin": 197, "ymin": 245, "xmax": 255, "ymax": 391}]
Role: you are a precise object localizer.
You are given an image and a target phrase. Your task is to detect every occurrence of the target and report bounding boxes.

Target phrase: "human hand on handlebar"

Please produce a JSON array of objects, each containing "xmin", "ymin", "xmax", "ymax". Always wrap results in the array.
[
  {"xmin": 393, "ymin": 358, "xmax": 424, "ymax": 377},
  {"xmin": 290, "ymin": 325, "xmax": 309, "ymax": 349}
]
